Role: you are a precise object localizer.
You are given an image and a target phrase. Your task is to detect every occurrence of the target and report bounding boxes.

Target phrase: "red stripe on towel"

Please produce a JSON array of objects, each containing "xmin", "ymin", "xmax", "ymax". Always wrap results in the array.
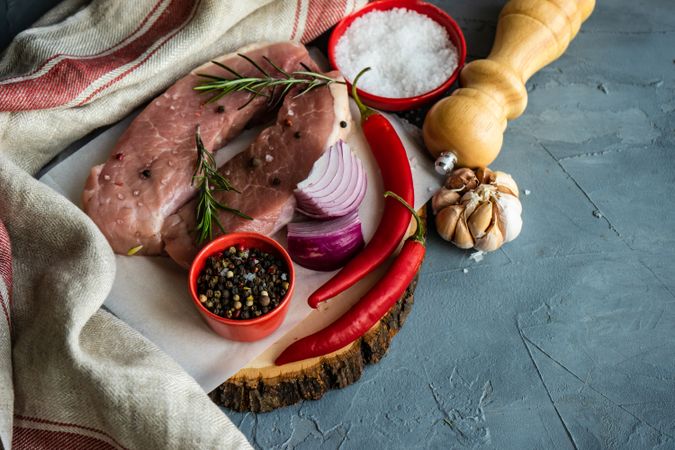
[
  {"xmin": 0, "ymin": 0, "xmax": 194, "ymax": 111},
  {"xmin": 0, "ymin": 220, "xmax": 11, "ymax": 329},
  {"xmin": 76, "ymin": 0, "xmax": 200, "ymax": 106},
  {"xmin": 12, "ymin": 427, "xmax": 118, "ymax": 450},
  {"xmin": 301, "ymin": 0, "xmax": 349, "ymax": 43},
  {"xmin": 0, "ymin": 0, "xmax": 166, "ymax": 85},
  {"xmin": 290, "ymin": 0, "xmax": 303, "ymax": 40},
  {"xmin": 15, "ymin": 415, "xmax": 128, "ymax": 450}
]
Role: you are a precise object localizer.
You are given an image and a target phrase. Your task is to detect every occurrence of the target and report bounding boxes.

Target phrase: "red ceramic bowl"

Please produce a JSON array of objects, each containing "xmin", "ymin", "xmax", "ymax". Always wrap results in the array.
[
  {"xmin": 328, "ymin": 0, "xmax": 467, "ymax": 111},
  {"xmin": 188, "ymin": 232, "xmax": 295, "ymax": 342}
]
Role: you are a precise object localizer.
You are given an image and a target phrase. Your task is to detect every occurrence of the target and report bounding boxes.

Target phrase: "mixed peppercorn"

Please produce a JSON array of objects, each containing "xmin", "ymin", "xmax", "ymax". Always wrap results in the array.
[{"xmin": 196, "ymin": 246, "xmax": 290, "ymax": 320}]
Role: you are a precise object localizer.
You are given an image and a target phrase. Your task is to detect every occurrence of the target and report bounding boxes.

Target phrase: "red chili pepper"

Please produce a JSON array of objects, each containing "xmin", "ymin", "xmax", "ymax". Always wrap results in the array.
[
  {"xmin": 307, "ymin": 69, "xmax": 414, "ymax": 308},
  {"xmin": 276, "ymin": 191, "xmax": 424, "ymax": 365}
]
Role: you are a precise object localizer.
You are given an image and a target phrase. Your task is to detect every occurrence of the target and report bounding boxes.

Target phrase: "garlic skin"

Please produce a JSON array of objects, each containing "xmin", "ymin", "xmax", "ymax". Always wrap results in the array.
[
  {"xmin": 496, "ymin": 193, "xmax": 522, "ymax": 243},
  {"xmin": 432, "ymin": 188, "xmax": 461, "ymax": 214},
  {"xmin": 432, "ymin": 167, "xmax": 523, "ymax": 252}
]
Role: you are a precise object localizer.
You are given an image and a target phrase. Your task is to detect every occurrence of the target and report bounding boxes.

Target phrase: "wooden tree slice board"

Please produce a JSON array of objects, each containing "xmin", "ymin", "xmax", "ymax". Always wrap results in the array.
[{"xmin": 210, "ymin": 211, "xmax": 425, "ymax": 412}]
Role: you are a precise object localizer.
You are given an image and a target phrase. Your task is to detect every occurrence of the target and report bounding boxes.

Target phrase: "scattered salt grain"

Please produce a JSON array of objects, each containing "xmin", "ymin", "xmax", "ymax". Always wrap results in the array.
[
  {"xmin": 462, "ymin": 268, "xmax": 469, "ymax": 274},
  {"xmin": 469, "ymin": 251, "xmax": 485, "ymax": 263},
  {"xmin": 265, "ymin": 154, "xmax": 274, "ymax": 162},
  {"xmin": 334, "ymin": 8, "xmax": 458, "ymax": 98},
  {"xmin": 427, "ymin": 186, "xmax": 435, "ymax": 193},
  {"xmin": 524, "ymin": 189, "xmax": 531, "ymax": 196},
  {"xmin": 592, "ymin": 210, "xmax": 603, "ymax": 219}
]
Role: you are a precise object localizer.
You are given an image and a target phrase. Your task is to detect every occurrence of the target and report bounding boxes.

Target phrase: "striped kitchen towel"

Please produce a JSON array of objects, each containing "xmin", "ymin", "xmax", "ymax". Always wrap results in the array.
[
  {"xmin": 0, "ymin": 0, "xmax": 365, "ymax": 174},
  {"xmin": 0, "ymin": 0, "xmax": 365, "ymax": 448}
]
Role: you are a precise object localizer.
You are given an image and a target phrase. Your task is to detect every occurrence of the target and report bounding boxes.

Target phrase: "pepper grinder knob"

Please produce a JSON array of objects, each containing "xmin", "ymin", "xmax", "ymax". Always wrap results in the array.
[{"xmin": 434, "ymin": 152, "xmax": 458, "ymax": 175}]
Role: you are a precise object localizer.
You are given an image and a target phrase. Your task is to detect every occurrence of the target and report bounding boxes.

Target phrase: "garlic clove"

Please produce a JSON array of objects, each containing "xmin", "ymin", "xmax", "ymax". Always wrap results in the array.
[
  {"xmin": 461, "ymin": 191, "xmax": 481, "ymax": 217},
  {"xmin": 493, "ymin": 171, "xmax": 519, "ymax": 197},
  {"xmin": 446, "ymin": 168, "xmax": 478, "ymax": 192},
  {"xmin": 475, "ymin": 205, "xmax": 505, "ymax": 252},
  {"xmin": 467, "ymin": 201, "xmax": 493, "ymax": 238},
  {"xmin": 452, "ymin": 213, "xmax": 475, "ymax": 249},
  {"xmin": 475, "ymin": 224, "xmax": 505, "ymax": 252},
  {"xmin": 432, "ymin": 188, "xmax": 461, "ymax": 214},
  {"xmin": 435, "ymin": 204, "xmax": 463, "ymax": 241},
  {"xmin": 476, "ymin": 167, "xmax": 495, "ymax": 185},
  {"xmin": 496, "ymin": 194, "xmax": 523, "ymax": 242}
]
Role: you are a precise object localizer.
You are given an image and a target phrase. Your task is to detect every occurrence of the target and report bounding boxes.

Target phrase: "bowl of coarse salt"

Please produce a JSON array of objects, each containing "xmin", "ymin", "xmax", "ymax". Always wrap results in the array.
[{"xmin": 328, "ymin": 0, "xmax": 466, "ymax": 111}]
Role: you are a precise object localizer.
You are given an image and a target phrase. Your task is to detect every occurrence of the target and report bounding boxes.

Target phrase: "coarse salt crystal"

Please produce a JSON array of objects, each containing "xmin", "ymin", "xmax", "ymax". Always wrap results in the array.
[
  {"xmin": 469, "ymin": 251, "xmax": 485, "ymax": 263},
  {"xmin": 334, "ymin": 8, "xmax": 458, "ymax": 98}
]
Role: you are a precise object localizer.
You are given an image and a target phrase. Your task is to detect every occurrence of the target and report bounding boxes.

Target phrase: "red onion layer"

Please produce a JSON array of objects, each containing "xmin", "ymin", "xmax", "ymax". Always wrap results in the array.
[
  {"xmin": 287, "ymin": 212, "xmax": 364, "ymax": 272},
  {"xmin": 294, "ymin": 140, "xmax": 367, "ymax": 219}
]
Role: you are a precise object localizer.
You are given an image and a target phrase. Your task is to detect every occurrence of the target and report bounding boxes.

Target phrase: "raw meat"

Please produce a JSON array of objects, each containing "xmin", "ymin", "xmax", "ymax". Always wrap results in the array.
[
  {"xmin": 82, "ymin": 42, "xmax": 315, "ymax": 255},
  {"xmin": 162, "ymin": 74, "xmax": 352, "ymax": 268}
]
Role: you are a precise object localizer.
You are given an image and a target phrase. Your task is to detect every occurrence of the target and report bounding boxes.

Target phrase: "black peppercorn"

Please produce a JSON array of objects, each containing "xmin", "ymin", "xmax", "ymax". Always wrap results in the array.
[
  {"xmin": 216, "ymin": 105, "xmax": 225, "ymax": 113},
  {"xmin": 272, "ymin": 177, "xmax": 281, "ymax": 186},
  {"xmin": 140, "ymin": 169, "xmax": 151, "ymax": 179},
  {"xmin": 294, "ymin": 131, "xmax": 301, "ymax": 139},
  {"xmin": 195, "ymin": 245, "xmax": 290, "ymax": 321},
  {"xmin": 340, "ymin": 120, "xmax": 348, "ymax": 128}
]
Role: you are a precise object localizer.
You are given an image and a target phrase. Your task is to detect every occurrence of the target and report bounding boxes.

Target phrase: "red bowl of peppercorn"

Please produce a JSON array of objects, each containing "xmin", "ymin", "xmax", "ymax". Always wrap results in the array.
[{"xmin": 189, "ymin": 232, "xmax": 296, "ymax": 342}]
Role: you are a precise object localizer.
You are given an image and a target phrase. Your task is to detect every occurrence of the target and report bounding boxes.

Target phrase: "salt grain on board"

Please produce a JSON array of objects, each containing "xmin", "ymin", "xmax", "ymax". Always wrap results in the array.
[{"xmin": 335, "ymin": 8, "xmax": 458, "ymax": 98}]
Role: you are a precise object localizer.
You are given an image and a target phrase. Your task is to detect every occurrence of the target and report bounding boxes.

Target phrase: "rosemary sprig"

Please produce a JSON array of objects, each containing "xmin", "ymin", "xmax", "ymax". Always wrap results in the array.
[
  {"xmin": 194, "ymin": 54, "xmax": 344, "ymax": 108},
  {"xmin": 192, "ymin": 128, "xmax": 252, "ymax": 245}
]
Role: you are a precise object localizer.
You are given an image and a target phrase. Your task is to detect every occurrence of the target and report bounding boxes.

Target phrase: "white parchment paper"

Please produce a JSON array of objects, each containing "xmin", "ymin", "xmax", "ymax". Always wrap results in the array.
[{"xmin": 40, "ymin": 100, "xmax": 442, "ymax": 392}]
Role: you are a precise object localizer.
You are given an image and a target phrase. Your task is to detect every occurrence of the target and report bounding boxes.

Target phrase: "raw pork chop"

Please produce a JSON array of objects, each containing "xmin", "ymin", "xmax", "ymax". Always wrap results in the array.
[
  {"xmin": 83, "ymin": 42, "xmax": 315, "ymax": 255},
  {"xmin": 162, "ymin": 74, "xmax": 352, "ymax": 268}
]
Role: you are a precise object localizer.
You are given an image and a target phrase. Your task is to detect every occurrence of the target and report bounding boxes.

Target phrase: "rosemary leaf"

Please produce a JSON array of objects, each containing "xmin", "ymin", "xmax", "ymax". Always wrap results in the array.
[
  {"xmin": 262, "ymin": 56, "xmax": 291, "ymax": 78},
  {"xmin": 192, "ymin": 128, "xmax": 251, "ymax": 244},
  {"xmin": 237, "ymin": 52, "xmax": 271, "ymax": 77},
  {"xmin": 194, "ymin": 54, "xmax": 345, "ymax": 106}
]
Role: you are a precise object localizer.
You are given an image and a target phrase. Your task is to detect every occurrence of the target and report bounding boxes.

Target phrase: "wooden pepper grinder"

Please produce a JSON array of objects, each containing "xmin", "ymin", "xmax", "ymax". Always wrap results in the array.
[{"xmin": 424, "ymin": 0, "xmax": 596, "ymax": 174}]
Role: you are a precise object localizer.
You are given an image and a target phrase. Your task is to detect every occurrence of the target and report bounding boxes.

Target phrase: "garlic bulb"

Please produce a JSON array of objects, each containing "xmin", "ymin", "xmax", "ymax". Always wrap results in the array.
[{"xmin": 432, "ymin": 167, "xmax": 522, "ymax": 252}]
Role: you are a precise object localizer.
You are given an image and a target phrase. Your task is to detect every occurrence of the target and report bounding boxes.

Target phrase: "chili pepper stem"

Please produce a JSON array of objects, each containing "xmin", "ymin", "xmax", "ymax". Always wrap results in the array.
[
  {"xmin": 351, "ymin": 67, "xmax": 376, "ymax": 121},
  {"xmin": 384, "ymin": 191, "xmax": 425, "ymax": 244}
]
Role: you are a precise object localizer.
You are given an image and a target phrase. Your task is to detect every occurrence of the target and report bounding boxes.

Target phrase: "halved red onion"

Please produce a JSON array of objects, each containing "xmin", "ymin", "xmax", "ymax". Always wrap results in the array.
[
  {"xmin": 294, "ymin": 140, "xmax": 367, "ymax": 219},
  {"xmin": 287, "ymin": 212, "xmax": 364, "ymax": 271}
]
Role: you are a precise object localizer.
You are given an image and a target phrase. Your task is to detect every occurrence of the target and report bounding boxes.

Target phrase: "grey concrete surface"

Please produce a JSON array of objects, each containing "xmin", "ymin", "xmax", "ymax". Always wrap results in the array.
[
  {"xmin": 0, "ymin": 0, "xmax": 63, "ymax": 49},
  {"xmin": 224, "ymin": 1, "xmax": 675, "ymax": 448}
]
